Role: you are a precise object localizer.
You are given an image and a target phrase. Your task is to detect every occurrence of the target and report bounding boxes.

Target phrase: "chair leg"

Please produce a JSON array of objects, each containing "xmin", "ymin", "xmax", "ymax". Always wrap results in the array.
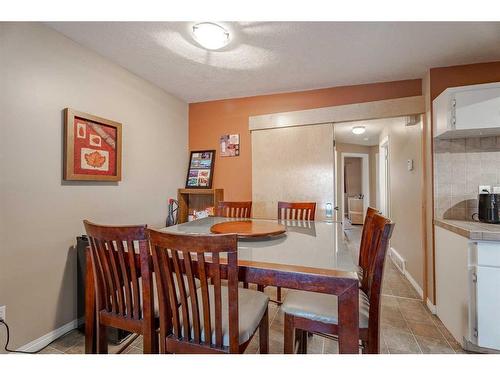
[
  {"xmin": 96, "ymin": 323, "xmax": 108, "ymax": 354},
  {"xmin": 257, "ymin": 284, "xmax": 264, "ymax": 292},
  {"xmin": 365, "ymin": 337, "xmax": 379, "ymax": 354},
  {"xmin": 143, "ymin": 327, "xmax": 158, "ymax": 354},
  {"xmin": 276, "ymin": 287, "xmax": 282, "ymax": 304},
  {"xmin": 284, "ymin": 313, "xmax": 295, "ymax": 354},
  {"xmin": 259, "ymin": 307, "xmax": 269, "ymax": 354},
  {"xmin": 299, "ymin": 330, "xmax": 308, "ymax": 354},
  {"xmin": 361, "ymin": 341, "xmax": 368, "ymax": 354}
]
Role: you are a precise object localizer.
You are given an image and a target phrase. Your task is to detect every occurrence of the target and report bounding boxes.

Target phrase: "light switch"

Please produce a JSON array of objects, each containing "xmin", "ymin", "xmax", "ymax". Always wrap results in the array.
[{"xmin": 407, "ymin": 159, "xmax": 414, "ymax": 171}]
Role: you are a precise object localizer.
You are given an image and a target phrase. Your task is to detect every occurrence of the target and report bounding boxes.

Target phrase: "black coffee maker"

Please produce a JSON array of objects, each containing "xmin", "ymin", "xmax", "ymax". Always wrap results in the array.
[{"xmin": 478, "ymin": 191, "xmax": 500, "ymax": 224}]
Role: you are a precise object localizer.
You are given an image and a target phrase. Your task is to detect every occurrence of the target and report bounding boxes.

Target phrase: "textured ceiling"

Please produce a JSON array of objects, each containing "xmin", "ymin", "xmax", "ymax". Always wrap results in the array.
[{"xmin": 47, "ymin": 22, "xmax": 500, "ymax": 103}]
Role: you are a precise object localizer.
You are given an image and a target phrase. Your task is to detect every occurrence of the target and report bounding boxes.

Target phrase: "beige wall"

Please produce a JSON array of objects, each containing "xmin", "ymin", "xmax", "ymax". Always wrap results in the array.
[
  {"xmin": 382, "ymin": 117, "xmax": 424, "ymax": 290},
  {"xmin": 0, "ymin": 23, "xmax": 188, "ymax": 351},
  {"xmin": 345, "ymin": 157, "xmax": 362, "ymax": 196},
  {"xmin": 252, "ymin": 124, "xmax": 334, "ymax": 220}
]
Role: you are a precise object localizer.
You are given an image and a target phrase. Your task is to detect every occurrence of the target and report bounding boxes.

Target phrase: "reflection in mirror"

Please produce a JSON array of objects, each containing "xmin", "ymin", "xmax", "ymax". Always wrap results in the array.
[{"xmin": 278, "ymin": 219, "xmax": 317, "ymax": 237}]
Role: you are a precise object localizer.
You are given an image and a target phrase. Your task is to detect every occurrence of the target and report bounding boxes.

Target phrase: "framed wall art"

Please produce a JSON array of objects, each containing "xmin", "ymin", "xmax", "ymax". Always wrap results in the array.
[
  {"xmin": 185, "ymin": 150, "xmax": 215, "ymax": 189},
  {"xmin": 220, "ymin": 134, "xmax": 240, "ymax": 157},
  {"xmin": 63, "ymin": 108, "xmax": 122, "ymax": 181}
]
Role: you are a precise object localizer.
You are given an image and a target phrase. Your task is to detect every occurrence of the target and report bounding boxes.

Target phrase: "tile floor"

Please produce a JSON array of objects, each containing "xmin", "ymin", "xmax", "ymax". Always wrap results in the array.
[{"xmin": 41, "ymin": 225, "xmax": 465, "ymax": 354}]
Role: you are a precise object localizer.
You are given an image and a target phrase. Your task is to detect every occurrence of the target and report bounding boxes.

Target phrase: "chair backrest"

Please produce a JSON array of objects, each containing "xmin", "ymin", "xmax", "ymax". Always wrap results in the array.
[
  {"xmin": 217, "ymin": 201, "xmax": 252, "ymax": 218},
  {"xmin": 360, "ymin": 213, "xmax": 394, "ymax": 337},
  {"xmin": 147, "ymin": 229, "xmax": 239, "ymax": 353},
  {"xmin": 83, "ymin": 220, "xmax": 152, "ymax": 323},
  {"xmin": 277, "ymin": 201, "xmax": 316, "ymax": 221},
  {"xmin": 358, "ymin": 207, "xmax": 380, "ymax": 290}
]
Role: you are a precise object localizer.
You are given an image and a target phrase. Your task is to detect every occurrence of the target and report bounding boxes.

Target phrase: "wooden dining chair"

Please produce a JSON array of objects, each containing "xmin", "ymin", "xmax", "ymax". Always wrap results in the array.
[
  {"xmin": 277, "ymin": 201, "xmax": 316, "ymax": 221},
  {"xmin": 147, "ymin": 229, "xmax": 269, "ymax": 354},
  {"xmin": 282, "ymin": 212, "xmax": 395, "ymax": 354},
  {"xmin": 267, "ymin": 201, "xmax": 317, "ymax": 303},
  {"xmin": 357, "ymin": 207, "xmax": 380, "ymax": 287},
  {"xmin": 217, "ymin": 201, "xmax": 252, "ymax": 219},
  {"xmin": 83, "ymin": 220, "xmax": 156, "ymax": 354}
]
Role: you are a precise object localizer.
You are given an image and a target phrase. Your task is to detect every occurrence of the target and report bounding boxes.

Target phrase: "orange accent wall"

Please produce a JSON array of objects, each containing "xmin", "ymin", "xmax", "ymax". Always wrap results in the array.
[
  {"xmin": 430, "ymin": 61, "xmax": 500, "ymax": 101},
  {"xmin": 189, "ymin": 79, "xmax": 422, "ymax": 201}
]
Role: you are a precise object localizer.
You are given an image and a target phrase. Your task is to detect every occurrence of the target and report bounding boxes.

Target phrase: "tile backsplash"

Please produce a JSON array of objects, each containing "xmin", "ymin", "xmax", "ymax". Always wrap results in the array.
[{"xmin": 434, "ymin": 136, "xmax": 500, "ymax": 221}]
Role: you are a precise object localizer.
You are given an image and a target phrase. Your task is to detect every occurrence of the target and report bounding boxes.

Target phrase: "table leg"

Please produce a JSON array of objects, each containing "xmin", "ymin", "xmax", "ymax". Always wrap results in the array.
[
  {"xmin": 85, "ymin": 248, "xmax": 96, "ymax": 354},
  {"xmin": 337, "ymin": 282, "xmax": 359, "ymax": 354}
]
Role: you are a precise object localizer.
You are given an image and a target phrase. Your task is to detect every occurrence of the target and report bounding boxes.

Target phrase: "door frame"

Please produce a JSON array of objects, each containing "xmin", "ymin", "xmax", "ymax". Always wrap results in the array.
[
  {"xmin": 379, "ymin": 136, "xmax": 390, "ymax": 217},
  {"xmin": 340, "ymin": 152, "xmax": 370, "ymax": 222}
]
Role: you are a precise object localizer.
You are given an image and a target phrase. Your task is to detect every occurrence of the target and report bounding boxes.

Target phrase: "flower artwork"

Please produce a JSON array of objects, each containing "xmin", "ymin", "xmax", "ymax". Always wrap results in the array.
[{"xmin": 64, "ymin": 108, "xmax": 122, "ymax": 181}]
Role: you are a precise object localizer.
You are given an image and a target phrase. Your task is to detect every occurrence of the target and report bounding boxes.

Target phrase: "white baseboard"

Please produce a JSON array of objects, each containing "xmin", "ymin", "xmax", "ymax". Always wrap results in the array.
[
  {"xmin": 404, "ymin": 268, "xmax": 424, "ymax": 299},
  {"xmin": 389, "ymin": 247, "xmax": 406, "ymax": 274},
  {"xmin": 16, "ymin": 318, "xmax": 82, "ymax": 352},
  {"xmin": 389, "ymin": 247, "xmax": 424, "ymax": 299},
  {"xmin": 426, "ymin": 298, "xmax": 437, "ymax": 314}
]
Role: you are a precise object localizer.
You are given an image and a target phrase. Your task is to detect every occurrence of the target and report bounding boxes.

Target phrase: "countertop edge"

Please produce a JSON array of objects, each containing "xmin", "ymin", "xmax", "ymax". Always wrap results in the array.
[{"xmin": 434, "ymin": 219, "xmax": 500, "ymax": 241}]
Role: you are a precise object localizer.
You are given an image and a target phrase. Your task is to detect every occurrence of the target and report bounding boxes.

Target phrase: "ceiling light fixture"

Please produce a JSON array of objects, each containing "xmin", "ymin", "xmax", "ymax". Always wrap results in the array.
[
  {"xmin": 352, "ymin": 126, "xmax": 366, "ymax": 135},
  {"xmin": 192, "ymin": 22, "xmax": 230, "ymax": 50}
]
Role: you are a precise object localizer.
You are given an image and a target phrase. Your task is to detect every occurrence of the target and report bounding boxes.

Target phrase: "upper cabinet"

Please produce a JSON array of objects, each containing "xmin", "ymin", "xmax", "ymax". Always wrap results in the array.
[{"xmin": 433, "ymin": 82, "xmax": 500, "ymax": 139}]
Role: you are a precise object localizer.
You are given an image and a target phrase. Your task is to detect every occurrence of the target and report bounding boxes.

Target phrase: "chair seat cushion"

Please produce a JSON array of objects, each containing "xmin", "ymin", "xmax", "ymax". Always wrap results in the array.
[
  {"xmin": 178, "ymin": 285, "xmax": 269, "ymax": 347},
  {"xmin": 282, "ymin": 289, "xmax": 370, "ymax": 328}
]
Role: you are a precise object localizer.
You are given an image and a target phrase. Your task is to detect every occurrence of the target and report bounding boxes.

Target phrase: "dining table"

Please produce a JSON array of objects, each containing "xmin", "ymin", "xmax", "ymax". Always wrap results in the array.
[{"xmin": 84, "ymin": 217, "xmax": 360, "ymax": 354}]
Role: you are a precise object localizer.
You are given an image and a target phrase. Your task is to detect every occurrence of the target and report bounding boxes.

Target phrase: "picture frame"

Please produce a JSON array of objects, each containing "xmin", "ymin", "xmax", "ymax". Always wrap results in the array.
[
  {"xmin": 63, "ymin": 108, "xmax": 122, "ymax": 181},
  {"xmin": 185, "ymin": 150, "xmax": 216, "ymax": 189},
  {"xmin": 220, "ymin": 133, "xmax": 240, "ymax": 157}
]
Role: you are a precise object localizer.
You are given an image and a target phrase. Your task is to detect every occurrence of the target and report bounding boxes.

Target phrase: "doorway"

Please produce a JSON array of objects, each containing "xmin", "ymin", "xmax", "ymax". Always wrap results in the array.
[{"xmin": 341, "ymin": 153, "xmax": 369, "ymax": 224}]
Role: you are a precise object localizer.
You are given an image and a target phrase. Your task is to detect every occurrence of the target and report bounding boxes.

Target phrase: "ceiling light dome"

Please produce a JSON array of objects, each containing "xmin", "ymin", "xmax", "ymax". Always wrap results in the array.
[
  {"xmin": 352, "ymin": 126, "xmax": 366, "ymax": 135},
  {"xmin": 192, "ymin": 22, "xmax": 230, "ymax": 50}
]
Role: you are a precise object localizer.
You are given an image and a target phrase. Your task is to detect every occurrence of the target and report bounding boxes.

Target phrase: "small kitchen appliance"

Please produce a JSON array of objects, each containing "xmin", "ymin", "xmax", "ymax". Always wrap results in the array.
[{"xmin": 478, "ymin": 192, "xmax": 500, "ymax": 224}]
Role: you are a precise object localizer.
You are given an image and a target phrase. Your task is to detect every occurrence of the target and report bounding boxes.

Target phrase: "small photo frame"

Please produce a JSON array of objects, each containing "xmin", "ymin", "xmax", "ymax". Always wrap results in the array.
[
  {"xmin": 185, "ymin": 150, "xmax": 215, "ymax": 189},
  {"xmin": 63, "ymin": 108, "xmax": 122, "ymax": 181},
  {"xmin": 220, "ymin": 133, "xmax": 240, "ymax": 157}
]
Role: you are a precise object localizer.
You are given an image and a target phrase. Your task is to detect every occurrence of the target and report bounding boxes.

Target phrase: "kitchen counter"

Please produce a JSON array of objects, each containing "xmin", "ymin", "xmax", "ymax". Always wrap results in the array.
[{"xmin": 434, "ymin": 218, "xmax": 500, "ymax": 241}]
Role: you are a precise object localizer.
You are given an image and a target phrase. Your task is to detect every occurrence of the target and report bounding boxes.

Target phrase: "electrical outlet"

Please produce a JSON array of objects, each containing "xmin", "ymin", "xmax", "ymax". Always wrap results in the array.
[
  {"xmin": 479, "ymin": 185, "xmax": 491, "ymax": 194},
  {"xmin": 0, "ymin": 306, "xmax": 5, "ymax": 321}
]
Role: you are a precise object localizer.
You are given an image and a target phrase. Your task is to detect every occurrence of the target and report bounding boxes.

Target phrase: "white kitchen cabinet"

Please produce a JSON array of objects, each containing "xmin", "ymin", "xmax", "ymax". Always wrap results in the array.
[
  {"xmin": 469, "ymin": 242, "xmax": 500, "ymax": 351},
  {"xmin": 435, "ymin": 225, "xmax": 500, "ymax": 352},
  {"xmin": 434, "ymin": 226, "xmax": 469, "ymax": 345},
  {"xmin": 433, "ymin": 82, "xmax": 500, "ymax": 139}
]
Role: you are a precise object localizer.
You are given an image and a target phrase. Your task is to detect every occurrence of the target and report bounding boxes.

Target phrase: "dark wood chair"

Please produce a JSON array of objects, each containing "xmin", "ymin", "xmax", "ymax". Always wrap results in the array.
[
  {"xmin": 357, "ymin": 207, "xmax": 380, "ymax": 288},
  {"xmin": 277, "ymin": 201, "xmax": 316, "ymax": 221},
  {"xmin": 217, "ymin": 201, "xmax": 252, "ymax": 218},
  {"xmin": 147, "ymin": 229, "xmax": 269, "ymax": 354},
  {"xmin": 83, "ymin": 220, "xmax": 156, "ymax": 354},
  {"xmin": 282, "ymin": 212, "xmax": 395, "ymax": 354},
  {"xmin": 216, "ymin": 201, "xmax": 253, "ymax": 288},
  {"xmin": 269, "ymin": 201, "xmax": 317, "ymax": 303}
]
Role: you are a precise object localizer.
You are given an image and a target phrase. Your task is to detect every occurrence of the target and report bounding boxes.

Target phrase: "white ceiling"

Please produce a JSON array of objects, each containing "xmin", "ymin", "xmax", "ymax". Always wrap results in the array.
[
  {"xmin": 46, "ymin": 22, "xmax": 500, "ymax": 103},
  {"xmin": 335, "ymin": 118, "xmax": 390, "ymax": 146}
]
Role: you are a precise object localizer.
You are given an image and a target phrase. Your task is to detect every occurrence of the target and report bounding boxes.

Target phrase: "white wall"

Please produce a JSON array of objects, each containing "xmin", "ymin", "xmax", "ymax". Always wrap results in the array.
[
  {"xmin": 0, "ymin": 23, "xmax": 188, "ymax": 351},
  {"xmin": 379, "ymin": 117, "xmax": 424, "ymax": 291}
]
